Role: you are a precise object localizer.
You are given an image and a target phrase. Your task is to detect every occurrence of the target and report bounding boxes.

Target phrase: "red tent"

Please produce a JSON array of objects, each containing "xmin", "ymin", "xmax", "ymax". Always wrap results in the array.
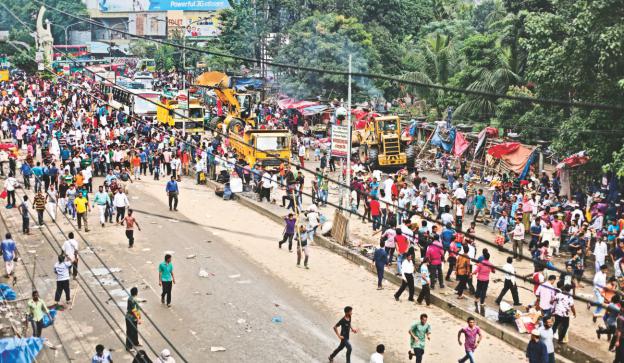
[{"xmin": 487, "ymin": 142, "xmax": 520, "ymax": 158}]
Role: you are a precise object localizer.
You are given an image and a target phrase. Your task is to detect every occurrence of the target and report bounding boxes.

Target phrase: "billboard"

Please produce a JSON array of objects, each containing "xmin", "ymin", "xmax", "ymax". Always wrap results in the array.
[
  {"xmin": 129, "ymin": 13, "xmax": 167, "ymax": 36},
  {"xmin": 97, "ymin": 0, "xmax": 229, "ymax": 12},
  {"xmin": 330, "ymin": 125, "xmax": 350, "ymax": 158},
  {"xmin": 184, "ymin": 14, "xmax": 221, "ymax": 39}
]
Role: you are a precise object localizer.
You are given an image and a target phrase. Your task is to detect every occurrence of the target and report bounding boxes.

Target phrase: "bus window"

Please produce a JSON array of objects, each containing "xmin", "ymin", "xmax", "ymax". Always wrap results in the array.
[{"xmin": 189, "ymin": 108, "xmax": 204, "ymax": 119}]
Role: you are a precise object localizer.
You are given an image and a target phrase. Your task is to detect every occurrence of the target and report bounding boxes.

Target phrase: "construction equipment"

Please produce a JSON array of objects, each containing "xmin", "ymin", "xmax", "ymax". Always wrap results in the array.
[
  {"xmin": 156, "ymin": 92, "xmax": 205, "ymax": 135},
  {"xmin": 352, "ymin": 115, "xmax": 415, "ymax": 170},
  {"xmin": 195, "ymin": 71, "xmax": 258, "ymax": 133},
  {"xmin": 229, "ymin": 129, "xmax": 291, "ymax": 171}
]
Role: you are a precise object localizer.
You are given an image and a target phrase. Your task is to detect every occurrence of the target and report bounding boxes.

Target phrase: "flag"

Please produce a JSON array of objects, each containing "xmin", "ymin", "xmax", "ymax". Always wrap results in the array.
[{"xmin": 453, "ymin": 131, "xmax": 470, "ymax": 156}]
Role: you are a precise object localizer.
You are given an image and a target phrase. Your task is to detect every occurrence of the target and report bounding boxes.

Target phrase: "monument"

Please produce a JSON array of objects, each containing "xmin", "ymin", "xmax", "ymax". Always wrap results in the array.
[{"xmin": 35, "ymin": 6, "xmax": 53, "ymax": 68}]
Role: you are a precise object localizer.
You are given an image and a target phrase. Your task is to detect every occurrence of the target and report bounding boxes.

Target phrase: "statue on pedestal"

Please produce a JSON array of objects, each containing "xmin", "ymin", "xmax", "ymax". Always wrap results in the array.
[{"xmin": 35, "ymin": 6, "xmax": 53, "ymax": 67}]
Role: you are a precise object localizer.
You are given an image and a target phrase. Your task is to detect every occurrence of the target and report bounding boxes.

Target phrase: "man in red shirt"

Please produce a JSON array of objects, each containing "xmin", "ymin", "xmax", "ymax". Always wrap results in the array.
[
  {"xmin": 370, "ymin": 197, "xmax": 381, "ymax": 231},
  {"xmin": 395, "ymin": 229, "xmax": 409, "ymax": 275},
  {"xmin": 551, "ymin": 216, "xmax": 565, "ymax": 256}
]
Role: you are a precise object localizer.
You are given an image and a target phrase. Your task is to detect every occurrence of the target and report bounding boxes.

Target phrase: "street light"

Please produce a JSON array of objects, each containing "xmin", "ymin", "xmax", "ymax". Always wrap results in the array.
[
  {"xmin": 63, "ymin": 21, "xmax": 85, "ymax": 48},
  {"xmin": 182, "ymin": 17, "xmax": 206, "ymax": 90}
]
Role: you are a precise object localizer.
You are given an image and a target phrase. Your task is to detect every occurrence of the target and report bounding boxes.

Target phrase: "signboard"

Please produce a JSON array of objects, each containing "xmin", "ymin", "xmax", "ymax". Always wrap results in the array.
[
  {"xmin": 129, "ymin": 13, "xmax": 167, "ymax": 37},
  {"xmin": 330, "ymin": 125, "xmax": 350, "ymax": 158},
  {"xmin": 35, "ymin": 51, "xmax": 44, "ymax": 63},
  {"xmin": 96, "ymin": 0, "xmax": 229, "ymax": 12},
  {"xmin": 184, "ymin": 13, "xmax": 221, "ymax": 39}
]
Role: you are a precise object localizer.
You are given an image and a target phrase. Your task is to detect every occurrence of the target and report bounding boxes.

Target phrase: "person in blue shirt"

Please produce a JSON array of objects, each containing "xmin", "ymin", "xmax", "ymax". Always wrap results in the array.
[
  {"xmin": 372, "ymin": 240, "xmax": 388, "ymax": 289},
  {"xmin": 441, "ymin": 224, "xmax": 455, "ymax": 251},
  {"xmin": 20, "ymin": 162, "xmax": 32, "ymax": 190},
  {"xmin": 32, "ymin": 162, "xmax": 44, "ymax": 193},
  {"xmin": 166, "ymin": 176, "xmax": 179, "ymax": 211},
  {"xmin": 139, "ymin": 149, "xmax": 148, "ymax": 177},
  {"xmin": 526, "ymin": 330, "xmax": 549, "ymax": 363},
  {"xmin": 1, "ymin": 233, "xmax": 17, "ymax": 278}
]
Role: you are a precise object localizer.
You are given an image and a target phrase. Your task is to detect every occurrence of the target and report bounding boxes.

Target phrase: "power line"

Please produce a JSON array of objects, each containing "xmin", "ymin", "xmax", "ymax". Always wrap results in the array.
[
  {"xmin": 2, "ymin": 13, "xmax": 613, "ymax": 311},
  {"xmin": 0, "ymin": 39, "xmax": 184, "ymax": 361},
  {"xmin": 26, "ymin": 0, "xmax": 624, "ymax": 112}
]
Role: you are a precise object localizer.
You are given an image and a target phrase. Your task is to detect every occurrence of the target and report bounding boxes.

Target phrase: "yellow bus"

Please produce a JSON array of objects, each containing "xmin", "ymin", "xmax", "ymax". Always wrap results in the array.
[{"xmin": 156, "ymin": 95, "xmax": 205, "ymax": 135}]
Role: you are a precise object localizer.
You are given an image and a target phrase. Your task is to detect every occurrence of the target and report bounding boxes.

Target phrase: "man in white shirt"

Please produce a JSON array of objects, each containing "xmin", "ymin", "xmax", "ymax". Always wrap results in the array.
[
  {"xmin": 495, "ymin": 257, "xmax": 521, "ymax": 305},
  {"xmin": 62, "ymin": 232, "xmax": 79, "ymax": 279},
  {"xmin": 592, "ymin": 264, "xmax": 608, "ymax": 318},
  {"xmin": 53, "ymin": 254, "xmax": 73, "ymax": 307},
  {"xmin": 535, "ymin": 275, "xmax": 557, "ymax": 317},
  {"xmin": 453, "ymin": 183, "xmax": 466, "ymax": 203},
  {"xmin": 369, "ymin": 344, "xmax": 384, "ymax": 363},
  {"xmin": 113, "ymin": 190, "xmax": 130, "ymax": 224}
]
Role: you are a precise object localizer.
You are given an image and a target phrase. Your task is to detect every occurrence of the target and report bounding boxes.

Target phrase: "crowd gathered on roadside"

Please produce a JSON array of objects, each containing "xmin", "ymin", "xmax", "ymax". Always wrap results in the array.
[{"xmin": 2, "ymin": 69, "xmax": 624, "ymax": 363}]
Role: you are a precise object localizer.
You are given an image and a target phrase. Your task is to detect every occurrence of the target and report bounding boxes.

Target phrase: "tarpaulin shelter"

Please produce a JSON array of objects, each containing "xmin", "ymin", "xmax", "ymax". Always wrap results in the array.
[
  {"xmin": 556, "ymin": 150, "xmax": 590, "ymax": 170},
  {"xmin": 430, "ymin": 122, "xmax": 456, "ymax": 153},
  {"xmin": 277, "ymin": 98, "xmax": 319, "ymax": 110},
  {"xmin": 0, "ymin": 337, "xmax": 44, "ymax": 363},
  {"xmin": 487, "ymin": 142, "xmax": 536, "ymax": 176},
  {"xmin": 487, "ymin": 142, "xmax": 521, "ymax": 159},
  {"xmin": 474, "ymin": 126, "xmax": 499, "ymax": 159},
  {"xmin": 453, "ymin": 132, "xmax": 470, "ymax": 156}
]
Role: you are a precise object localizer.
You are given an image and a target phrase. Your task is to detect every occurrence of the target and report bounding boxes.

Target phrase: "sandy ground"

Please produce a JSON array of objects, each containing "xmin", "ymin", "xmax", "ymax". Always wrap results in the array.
[{"xmin": 136, "ymin": 176, "xmax": 528, "ymax": 362}]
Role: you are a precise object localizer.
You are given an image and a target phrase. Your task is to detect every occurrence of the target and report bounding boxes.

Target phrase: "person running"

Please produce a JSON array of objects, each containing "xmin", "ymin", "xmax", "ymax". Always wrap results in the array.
[
  {"xmin": 121, "ymin": 209, "xmax": 141, "ymax": 248},
  {"xmin": 296, "ymin": 225, "xmax": 310, "ymax": 269},
  {"xmin": 278, "ymin": 213, "xmax": 296, "ymax": 251},
  {"xmin": 372, "ymin": 240, "xmax": 388, "ymax": 290},
  {"xmin": 158, "ymin": 254, "xmax": 175, "ymax": 307},
  {"xmin": 125, "ymin": 287, "xmax": 142, "ymax": 352},
  {"xmin": 53, "ymin": 254, "xmax": 72, "ymax": 308},
  {"xmin": 91, "ymin": 344, "xmax": 113, "ymax": 363},
  {"xmin": 408, "ymin": 313, "xmax": 431, "ymax": 363},
  {"xmin": 394, "ymin": 253, "xmax": 415, "ymax": 302},
  {"xmin": 62, "ymin": 232, "xmax": 79, "ymax": 279},
  {"xmin": 28, "ymin": 290, "xmax": 52, "ymax": 337},
  {"xmin": 457, "ymin": 317, "xmax": 482, "ymax": 363},
  {"xmin": 1, "ymin": 233, "xmax": 17, "ymax": 279},
  {"xmin": 473, "ymin": 250, "xmax": 495, "ymax": 313},
  {"xmin": 166, "ymin": 176, "xmax": 179, "ymax": 211},
  {"xmin": 329, "ymin": 306, "xmax": 358, "ymax": 363},
  {"xmin": 495, "ymin": 256, "xmax": 521, "ymax": 306}
]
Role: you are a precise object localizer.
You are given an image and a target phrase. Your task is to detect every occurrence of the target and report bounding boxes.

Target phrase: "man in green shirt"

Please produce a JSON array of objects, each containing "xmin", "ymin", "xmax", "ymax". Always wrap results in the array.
[
  {"xmin": 158, "ymin": 254, "xmax": 175, "ymax": 307},
  {"xmin": 28, "ymin": 290, "xmax": 52, "ymax": 337},
  {"xmin": 408, "ymin": 313, "xmax": 431, "ymax": 362}
]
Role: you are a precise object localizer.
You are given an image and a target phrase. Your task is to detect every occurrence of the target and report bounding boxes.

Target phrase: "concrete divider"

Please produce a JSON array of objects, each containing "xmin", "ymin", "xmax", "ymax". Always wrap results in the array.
[{"xmin": 206, "ymin": 179, "xmax": 598, "ymax": 363}]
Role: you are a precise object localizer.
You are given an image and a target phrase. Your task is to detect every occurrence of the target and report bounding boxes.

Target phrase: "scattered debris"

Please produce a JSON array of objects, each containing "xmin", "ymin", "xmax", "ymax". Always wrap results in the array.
[
  {"xmin": 27, "ymin": 250, "xmax": 36, "ymax": 254},
  {"xmin": 210, "ymin": 347, "xmax": 226, "ymax": 352},
  {"xmin": 236, "ymin": 318, "xmax": 246, "ymax": 325},
  {"xmin": 193, "ymin": 291, "xmax": 201, "ymax": 295},
  {"xmin": 236, "ymin": 280, "xmax": 251, "ymax": 284},
  {"xmin": 88, "ymin": 268, "xmax": 122, "ymax": 277},
  {"xmin": 142, "ymin": 248, "xmax": 151, "ymax": 252},
  {"xmin": 146, "ymin": 261, "xmax": 152, "ymax": 264},
  {"xmin": 271, "ymin": 316, "xmax": 283, "ymax": 323},
  {"xmin": 168, "ymin": 219, "xmax": 179, "ymax": 223},
  {"xmin": 186, "ymin": 254, "xmax": 196, "ymax": 259},
  {"xmin": 198, "ymin": 269, "xmax": 210, "ymax": 278},
  {"xmin": 164, "ymin": 251, "xmax": 175, "ymax": 255},
  {"xmin": 228, "ymin": 274, "xmax": 240, "ymax": 279}
]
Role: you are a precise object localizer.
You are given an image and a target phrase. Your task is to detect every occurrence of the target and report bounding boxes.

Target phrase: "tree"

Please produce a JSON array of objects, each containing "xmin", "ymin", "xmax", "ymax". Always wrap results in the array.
[
  {"xmin": 154, "ymin": 45, "xmax": 176, "ymax": 72},
  {"xmin": 401, "ymin": 32, "xmax": 456, "ymax": 118},
  {"xmin": 275, "ymin": 13, "xmax": 379, "ymax": 100}
]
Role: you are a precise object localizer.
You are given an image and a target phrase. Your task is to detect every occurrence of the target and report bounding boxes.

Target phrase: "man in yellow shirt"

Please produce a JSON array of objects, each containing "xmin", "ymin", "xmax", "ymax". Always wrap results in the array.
[
  {"xmin": 74, "ymin": 192, "xmax": 90, "ymax": 232},
  {"xmin": 28, "ymin": 290, "xmax": 52, "ymax": 337}
]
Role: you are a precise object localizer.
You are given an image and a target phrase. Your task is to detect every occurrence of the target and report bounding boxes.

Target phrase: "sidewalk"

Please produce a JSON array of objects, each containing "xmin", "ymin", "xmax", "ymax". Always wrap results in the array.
[{"xmin": 216, "ymin": 159, "xmax": 608, "ymax": 363}]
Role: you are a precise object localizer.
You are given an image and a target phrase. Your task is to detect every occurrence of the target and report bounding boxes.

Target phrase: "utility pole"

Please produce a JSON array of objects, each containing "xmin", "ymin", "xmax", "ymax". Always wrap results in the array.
[{"xmin": 345, "ymin": 54, "xmax": 352, "ymax": 210}]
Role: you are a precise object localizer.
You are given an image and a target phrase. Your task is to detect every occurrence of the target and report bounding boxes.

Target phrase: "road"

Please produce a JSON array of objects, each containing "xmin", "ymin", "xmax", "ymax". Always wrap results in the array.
[{"xmin": 1, "ymin": 176, "xmax": 373, "ymax": 362}]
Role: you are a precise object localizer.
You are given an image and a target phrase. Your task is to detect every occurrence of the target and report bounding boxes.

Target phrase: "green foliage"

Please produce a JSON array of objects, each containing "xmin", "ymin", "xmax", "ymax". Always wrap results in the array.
[
  {"xmin": 0, "ymin": 0, "xmax": 88, "ymax": 45},
  {"xmin": 154, "ymin": 45, "xmax": 176, "ymax": 72},
  {"xmin": 275, "ymin": 13, "xmax": 380, "ymax": 100},
  {"xmin": 10, "ymin": 48, "xmax": 38, "ymax": 74}
]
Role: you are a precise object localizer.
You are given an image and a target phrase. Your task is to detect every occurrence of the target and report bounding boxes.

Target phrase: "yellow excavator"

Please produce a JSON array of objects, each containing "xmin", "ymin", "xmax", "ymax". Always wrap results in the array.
[
  {"xmin": 352, "ymin": 115, "xmax": 415, "ymax": 170},
  {"xmin": 195, "ymin": 71, "xmax": 258, "ymax": 133}
]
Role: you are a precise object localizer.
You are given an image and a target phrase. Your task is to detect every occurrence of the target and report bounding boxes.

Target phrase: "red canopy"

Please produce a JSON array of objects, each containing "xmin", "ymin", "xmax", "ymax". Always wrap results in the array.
[
  {"xmin": 488, "ymin": 142, "xmax": 521, "ymax": 158},
  {"xmin": 557, "ymin": 151, "xmax": 590, "ymax": 169},
  {"xmin": 277, "ymin": 98, "xmax": 319, "ymax": 110},
  {"xmin": 453, "ymin": 132, "xmax": 470, "ymax": 156}
]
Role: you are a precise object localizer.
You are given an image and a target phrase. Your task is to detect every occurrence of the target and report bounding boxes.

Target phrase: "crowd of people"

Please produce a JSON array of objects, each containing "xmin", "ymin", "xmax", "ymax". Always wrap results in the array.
[{"xmin": 2, "ymin": 66, "xmax": 624, "ymax": 363}]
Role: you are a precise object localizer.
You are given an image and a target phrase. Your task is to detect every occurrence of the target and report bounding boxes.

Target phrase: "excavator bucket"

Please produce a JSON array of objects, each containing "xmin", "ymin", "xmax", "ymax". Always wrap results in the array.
[{"xmin": 195, "ymin": 71, "xmax": 230, "ymax": 88}]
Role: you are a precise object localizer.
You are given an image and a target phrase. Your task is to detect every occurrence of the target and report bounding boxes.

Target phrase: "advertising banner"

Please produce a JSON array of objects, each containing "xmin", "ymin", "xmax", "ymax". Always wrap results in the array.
[
  {"xmin": 97, "ymin": 0, "xmax": 229, "ymax": 12},
  {"xmin": 184, "ymin": 13, "xmax": 221, "ymax": 39},
  {"xmin": 330, "ymin": 125, "xmax": 350, "ymax": 158},
  {"xmin": 129, "ymin": 13, "xmax": 167, "ymax": 36}
]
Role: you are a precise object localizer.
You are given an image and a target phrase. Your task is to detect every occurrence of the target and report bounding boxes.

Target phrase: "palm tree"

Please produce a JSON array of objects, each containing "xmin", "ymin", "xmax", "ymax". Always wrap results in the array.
[
  {"xmin": 401, "ymin": 33, "xmax": 456, "ymax": 118},
  {"xmin": 455, "ymin": 45, "xmax": 520, "ymax": 121}
]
